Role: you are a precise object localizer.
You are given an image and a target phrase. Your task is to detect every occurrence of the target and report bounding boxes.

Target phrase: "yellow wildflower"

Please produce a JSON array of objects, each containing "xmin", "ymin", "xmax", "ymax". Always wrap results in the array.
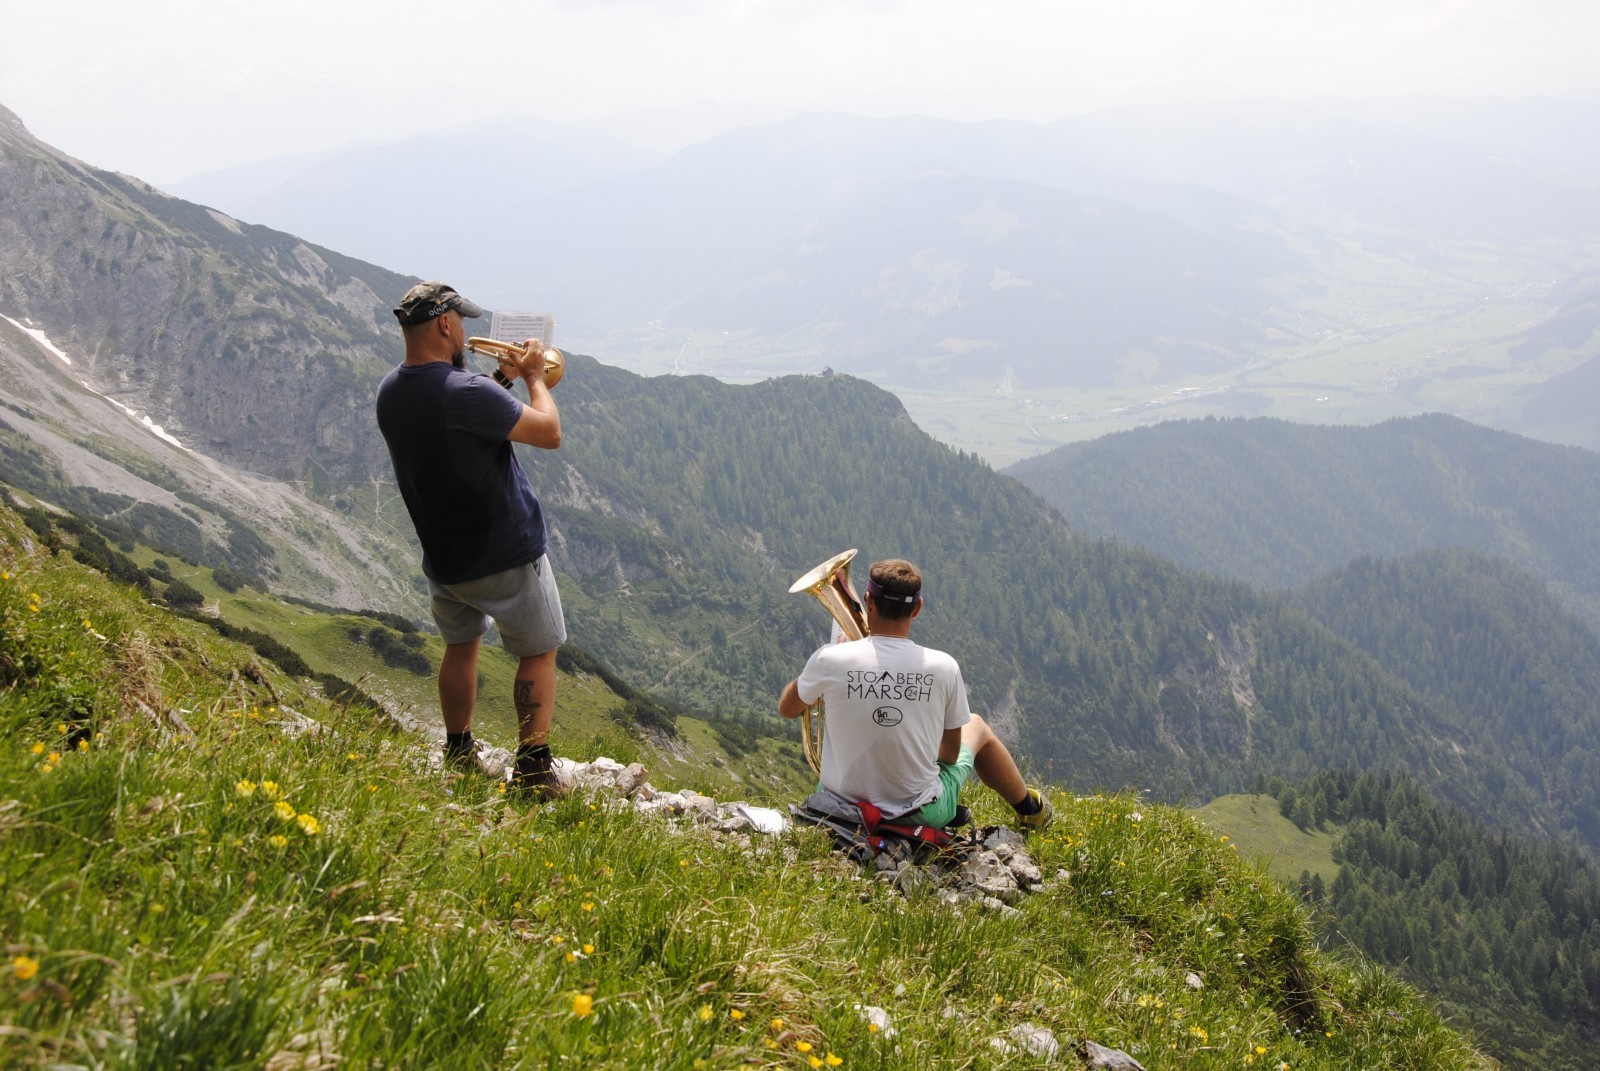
[
  {"xmin": 729, "ymin": 1008, "xmax": 745, "ymax": 1021},
  {"xmin": 235, "ymin": 780, "xmax": 257, "ymax": 798},
  {"xmin": 1189, "ymin": 1026, "xmax": 1208, "ymax": 1042},
  {"xmin": 572, "ymin": 993, "xmax": 594, "ymax": 1017},
  {"xmin": 697, "ymin": 1004, "xmax": 714, "ymax": 1022},
  {"xmin": 564, "ymin": 951, "xmax": 577, "ymax": 964},
  {"xmin": 77, "ymin": 739, "xmax": 89, "ymax": 751},
  {"xmin": 827, "ymin": 1056, "xmax": 843, "ymax": 1068},
  {"xmin": 296, "ymin": 813, "xmax": 321, "ymax": 835},
  {"xmin": 12, "ymin": 956, "xmax": 40, "ymax": 981},
  {"xmin": 54, "ymin": 723, "xmax": 66, "ymax": 734},
  {"xmin": 47, "ymin": 752, "xmax": 60, "ymax": 764},
  {"xmin": 582, "ymin": 943, "xmax": 594, "ymax": 954},
  {"xmin": 268, "ymin": 834, "xmax": 288, "ymax": 848},
  {"xmin": 582, "ymin": 901, "xmax": 594, "ymax": 912},
  {"xmin": 796, "ymin": 1041, "xmax": 813, "ymax": 1053},
  {"xmin": 367, "ymin": 784, "xmax": 378, "ymax": 793},
  {"xmin": 30, "ymin": 742, "xmax": 44, "ymax": 755},
  {"xmin": 808, "ymin": 1057, "xmax": 823, "ymax": 1069},
  {"xmin": 260, "ymin": 780, "xmax": 280, "ymax": 799},
  {"xmin": 770, "ymin": 1018, "xmax": 784, "ymax": 1032},
  {"xmin": 274, "ymin": 801, "xmax": 296, "ymax": 821}
]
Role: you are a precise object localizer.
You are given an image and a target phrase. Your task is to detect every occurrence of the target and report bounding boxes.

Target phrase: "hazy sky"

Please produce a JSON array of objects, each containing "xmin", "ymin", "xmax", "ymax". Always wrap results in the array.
[{"xmin": 2, "ymin": 0, "xmax": 1595, "ymax": 184}]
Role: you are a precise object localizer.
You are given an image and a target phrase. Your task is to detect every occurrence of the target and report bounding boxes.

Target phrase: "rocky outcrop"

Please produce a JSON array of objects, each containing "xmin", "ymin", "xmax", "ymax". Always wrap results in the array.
[{"xmin": 0, "ymin": 109, "xmax": 412, "ymax": 485}]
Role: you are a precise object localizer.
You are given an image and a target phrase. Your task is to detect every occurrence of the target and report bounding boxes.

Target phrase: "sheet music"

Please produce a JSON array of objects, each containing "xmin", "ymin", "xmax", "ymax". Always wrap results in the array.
[{"xmin": 488, "ymin": 311, "xmax": 555, "ymax": 346}]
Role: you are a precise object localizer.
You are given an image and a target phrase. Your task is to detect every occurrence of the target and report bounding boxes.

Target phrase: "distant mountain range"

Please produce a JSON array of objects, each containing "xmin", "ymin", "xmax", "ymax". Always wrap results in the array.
[
  {"xmin": 1004, "ymin": 413, "xmax": 1600, "ymax": 627},
  {"xmin": 161, "ymin": 96, "xmax": 1600, "ymax": 458}
]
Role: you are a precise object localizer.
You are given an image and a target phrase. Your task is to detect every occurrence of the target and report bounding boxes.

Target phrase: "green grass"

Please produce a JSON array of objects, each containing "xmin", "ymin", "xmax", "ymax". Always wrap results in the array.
[
  {"xmin": 1191, "ymin": 794, "xmax": 1341, "ymax": 885},
  {"xmin": 0, "ymin": 508, "xmax": 1494, "ymax": 1069}
]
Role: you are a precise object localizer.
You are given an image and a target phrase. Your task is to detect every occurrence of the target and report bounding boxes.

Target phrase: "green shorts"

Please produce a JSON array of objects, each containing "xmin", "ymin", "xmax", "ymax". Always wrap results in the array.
[{"xmin": 908, "ymin": 744, "xmax": 975, "ymax": 829}]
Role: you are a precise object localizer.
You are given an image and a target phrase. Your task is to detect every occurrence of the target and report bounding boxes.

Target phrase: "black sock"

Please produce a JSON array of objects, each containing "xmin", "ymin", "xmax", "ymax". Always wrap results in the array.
[
  {"xmin": 445, "ymin": 731, "xmax": 475, "ymax": 756},
  {"xmin": 1012, "ymin": 789, "xmax": 1042, "ymax": 816}
]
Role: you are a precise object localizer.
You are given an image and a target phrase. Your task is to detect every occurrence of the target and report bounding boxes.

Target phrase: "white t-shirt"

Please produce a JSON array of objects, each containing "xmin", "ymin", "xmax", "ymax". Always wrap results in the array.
[{"xmin": 796, "ymin": 635, "xmax": 972, "ymax": 816}]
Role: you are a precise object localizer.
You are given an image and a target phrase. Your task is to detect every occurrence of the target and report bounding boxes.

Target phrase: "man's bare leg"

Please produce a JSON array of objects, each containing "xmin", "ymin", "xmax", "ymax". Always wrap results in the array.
[
  {"xmin": 514, "ymin": 648, "xmax": 559, "ymax": 744},
  {"xmin": 960, "ymin": 712, "xmax": 1030, "ymax": 806},
  {"xmin": 439, "ymin": 638, "xmax": 482, "ymax": 734},
  {"xmin": 512, "ymin": 648, "xmax": 565, "ymax": 798}
]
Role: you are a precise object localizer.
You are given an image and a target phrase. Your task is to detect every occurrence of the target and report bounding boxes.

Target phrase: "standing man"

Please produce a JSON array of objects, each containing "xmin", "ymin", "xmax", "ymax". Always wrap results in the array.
[
  {"xmin": 779, "ymin": 558, "xmax": 1052, "ymax": 831},
  {"xmin": 376, "ymin": 281, "xmax": 566, "ymax": 799}
]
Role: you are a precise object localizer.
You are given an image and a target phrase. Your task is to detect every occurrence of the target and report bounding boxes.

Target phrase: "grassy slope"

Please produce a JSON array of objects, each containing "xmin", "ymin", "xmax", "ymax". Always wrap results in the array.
[
  {"xmin": 0, "ymin": 510, "xmax": 1492, "ymax": 1070},
  {"xmin": 1191, "ymin": 794, "xmax": 1340, "ymax": 885}
]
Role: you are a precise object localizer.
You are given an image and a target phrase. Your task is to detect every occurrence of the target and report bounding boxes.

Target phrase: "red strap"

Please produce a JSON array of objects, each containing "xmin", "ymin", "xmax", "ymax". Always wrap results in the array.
[
  {"xmin": 852, "ymin": 801, "xmax": 955, "ymax": 850},
  {"xmin": 877, "ymin": 822, "xmax": 955, "ymax": 849},
  {"xmin": 854, "ymin": 800, "xmax": 885, "ymax": 833}
]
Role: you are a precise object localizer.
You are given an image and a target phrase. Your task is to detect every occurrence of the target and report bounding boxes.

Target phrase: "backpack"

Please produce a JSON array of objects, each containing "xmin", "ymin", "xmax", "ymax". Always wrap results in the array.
[{"xmin": 790, "ymin": 788, "xmax": 976, "ymax": 865}]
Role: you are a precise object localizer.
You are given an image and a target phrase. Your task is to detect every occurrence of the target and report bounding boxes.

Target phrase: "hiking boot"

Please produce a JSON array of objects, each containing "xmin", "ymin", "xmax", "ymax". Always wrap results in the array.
[
  {"xmin": 1015, "ymin": 787, "xmax": 1054, "ymax": 833},
  {"xmin": 443, "ymin": 743, "xmax": 498, "ymax": 779},
  {"xmin": 510, "ymin": 753, "xmax": 569, "ymax": 801}
]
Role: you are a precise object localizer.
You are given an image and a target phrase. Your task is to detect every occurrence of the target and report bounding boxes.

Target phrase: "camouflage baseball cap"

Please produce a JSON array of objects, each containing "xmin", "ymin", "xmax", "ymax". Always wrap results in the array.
[{"xmin": 392, "ymin": 281, "xmax": 485, "ymax": 326}]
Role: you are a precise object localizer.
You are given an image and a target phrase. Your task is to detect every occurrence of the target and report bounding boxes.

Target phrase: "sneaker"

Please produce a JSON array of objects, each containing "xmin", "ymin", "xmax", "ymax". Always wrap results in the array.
[{"xmin": 1015, "ymin": 787, "xmax": 1054, "ymax": 833}]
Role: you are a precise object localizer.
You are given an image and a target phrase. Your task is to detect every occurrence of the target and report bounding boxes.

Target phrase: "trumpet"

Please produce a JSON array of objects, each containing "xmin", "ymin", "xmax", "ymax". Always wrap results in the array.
[
  {"xmin": 788, "ymin": 548, "xmax": 869, "ymax": 773},
  {"xmin": 466, "ymin": 337, "xmax": 566, "ymax": 389}
]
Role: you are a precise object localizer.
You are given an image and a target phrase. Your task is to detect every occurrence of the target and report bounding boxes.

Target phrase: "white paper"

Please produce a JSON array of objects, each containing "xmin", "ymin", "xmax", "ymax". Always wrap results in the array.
[{"xmin": 488, "ymin": 311, "xmax": 555, "ymax": 346}]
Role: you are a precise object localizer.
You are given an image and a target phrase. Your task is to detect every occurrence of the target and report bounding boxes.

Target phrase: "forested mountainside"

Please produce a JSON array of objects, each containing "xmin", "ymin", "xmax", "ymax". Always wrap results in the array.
[
  {"xmin": 0, "ymin": 103, "xmax": 411, "ymax": 486},
  {"xmin": 535, "ymin": 361, "xmax": 1600, "ymax": 855},
  {"xmin": 1294, "ymin": 549, "xmax": 1600, "ymax": 846},
  {"xmin": 1004, "ymin": 414, "xmax": 1600, "ymax": 623},
  {"xmin": 1268, "ymin": 770, "xmax": 1600, "ymax": 1071}
]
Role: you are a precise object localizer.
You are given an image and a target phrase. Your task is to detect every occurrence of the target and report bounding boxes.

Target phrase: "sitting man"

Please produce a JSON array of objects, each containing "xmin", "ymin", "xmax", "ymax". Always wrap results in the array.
[{"xmin": 778, "ymin": 557, "xmax": 1052, "ymax": 832}]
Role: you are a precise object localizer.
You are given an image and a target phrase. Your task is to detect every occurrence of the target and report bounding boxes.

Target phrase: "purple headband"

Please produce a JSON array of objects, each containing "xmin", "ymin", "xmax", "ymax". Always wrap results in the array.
[{"xmin": 866, "ymin": 578, "xmax": 920, "ymax": 604}]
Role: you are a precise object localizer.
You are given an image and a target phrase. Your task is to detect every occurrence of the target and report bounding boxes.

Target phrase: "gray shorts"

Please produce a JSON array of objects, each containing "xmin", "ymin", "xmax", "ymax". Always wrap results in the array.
[{"xmin": 428, "ymin": 555, "xmax": 567, "ymax": 658}]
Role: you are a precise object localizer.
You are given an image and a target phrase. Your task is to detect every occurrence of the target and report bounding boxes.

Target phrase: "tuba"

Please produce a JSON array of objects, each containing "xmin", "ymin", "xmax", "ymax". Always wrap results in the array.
[
  {"xmin": 466, "ymin": 337, "xmax": 566, "ymax": 388},
  {"xmin": 788, "ymin": 548, "xmax": 869, "ymax": 772}
]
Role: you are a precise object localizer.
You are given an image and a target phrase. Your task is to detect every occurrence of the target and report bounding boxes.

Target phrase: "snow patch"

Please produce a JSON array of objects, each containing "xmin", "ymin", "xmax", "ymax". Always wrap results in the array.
[
  {"xmin": 104, "ymin": 397, "xmax": 189, "ymax": 451},
  {"xmin": 1, "ymin": 314, "xmax": 188, "ymax": 451},
  {"xmin": 2, "ymin": 314, "xmax": 71, "ymax": 365}
]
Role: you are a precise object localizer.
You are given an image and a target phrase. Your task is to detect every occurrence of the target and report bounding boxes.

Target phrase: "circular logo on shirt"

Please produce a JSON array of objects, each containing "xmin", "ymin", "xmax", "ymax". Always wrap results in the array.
[{"xmin": 872, "ymin": 706, "xmax": 904, "ymax": 727}]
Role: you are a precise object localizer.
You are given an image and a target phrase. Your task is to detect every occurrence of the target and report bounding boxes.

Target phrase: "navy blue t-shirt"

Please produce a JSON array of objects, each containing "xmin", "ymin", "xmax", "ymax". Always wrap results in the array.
[{"xmin": 375, "ymin": 361, "xmax": 547, "ymax": 584}]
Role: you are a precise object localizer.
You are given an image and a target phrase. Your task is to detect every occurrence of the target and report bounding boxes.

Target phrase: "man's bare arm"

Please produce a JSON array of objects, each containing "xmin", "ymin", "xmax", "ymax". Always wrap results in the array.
[
  {"xmin": 500, "ymin": 342, "xmax": 562, "ymax": 449},
  {"xmin": 937, "ymin": 726, "xmax": 962, "ymax": 766},
  {"xmin": 778, "ymin": 679, "xmax": 811, "ymax": 720}
]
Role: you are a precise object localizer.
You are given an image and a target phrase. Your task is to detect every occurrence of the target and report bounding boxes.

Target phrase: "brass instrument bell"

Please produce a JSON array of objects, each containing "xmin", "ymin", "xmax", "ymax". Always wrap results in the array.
[
  {"xmin": 788, "ymin": 548, "xmax": 869, "ymax": 772},
  {"xmin": 466, "ymin": 336, "xmax": 565, "ymax": 388}
]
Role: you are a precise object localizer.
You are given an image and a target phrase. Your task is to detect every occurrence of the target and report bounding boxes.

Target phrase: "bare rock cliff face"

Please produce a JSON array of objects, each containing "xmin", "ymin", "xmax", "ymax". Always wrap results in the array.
[{"xmin": 0, "ymin": 105, "xmax": 414, "ymax": 484}]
